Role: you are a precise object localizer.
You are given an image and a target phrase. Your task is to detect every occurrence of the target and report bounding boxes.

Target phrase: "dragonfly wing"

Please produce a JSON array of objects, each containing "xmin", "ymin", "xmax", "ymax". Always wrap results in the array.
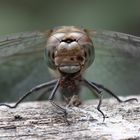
[
  {"xmin": 0, "ymin": 31, "xmax": 48, "ymax": 63},
  {"xmin": 0, "ymin": 31, "xmax": 54, "ymax": 102},
  {"xmin": 86, "ymin": 30, "xmax": 140, "ymax": 96}
]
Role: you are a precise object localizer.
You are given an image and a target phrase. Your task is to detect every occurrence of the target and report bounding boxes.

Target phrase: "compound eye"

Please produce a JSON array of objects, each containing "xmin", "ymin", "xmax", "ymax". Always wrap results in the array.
[
  {"xmin": 52, "ymin": 52, "xmax": 55, "ymax": 59},
  {"xmin": 84, "ymin": 51, "xmax": 87, "ymax": 58},
  {"xmin": 47, "ymin": 50, "xmax": 55, "ymax": 61}
]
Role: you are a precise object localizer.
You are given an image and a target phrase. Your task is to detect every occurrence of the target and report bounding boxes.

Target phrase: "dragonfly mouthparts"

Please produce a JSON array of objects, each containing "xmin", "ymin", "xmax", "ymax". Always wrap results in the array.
[{"xmin": 58, "ymin": 65, "xmax": 81, "ymax": 74}]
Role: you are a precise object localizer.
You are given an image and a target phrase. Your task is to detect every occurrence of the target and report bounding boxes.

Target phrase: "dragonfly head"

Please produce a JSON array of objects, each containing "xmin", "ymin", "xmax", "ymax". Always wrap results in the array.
[{"xmin": 45, "ymin": 26, "xmax": 95, "ymax": 75}]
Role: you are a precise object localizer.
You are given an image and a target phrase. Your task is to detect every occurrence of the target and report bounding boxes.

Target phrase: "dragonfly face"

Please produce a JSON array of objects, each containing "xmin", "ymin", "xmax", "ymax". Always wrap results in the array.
[{"xmin": 45, "ymin": 26, "xmax": 94, "ymax": 75}]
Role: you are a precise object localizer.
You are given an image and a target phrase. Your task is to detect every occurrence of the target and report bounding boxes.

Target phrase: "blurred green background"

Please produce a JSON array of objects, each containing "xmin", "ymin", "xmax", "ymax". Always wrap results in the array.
[
  {"xmin": 0, "ymin": 0, "xmax": 140, "ymax": 102},
  {"xmin": 0, "ymin": 0, "xmax": 140, "ymax": 35}
]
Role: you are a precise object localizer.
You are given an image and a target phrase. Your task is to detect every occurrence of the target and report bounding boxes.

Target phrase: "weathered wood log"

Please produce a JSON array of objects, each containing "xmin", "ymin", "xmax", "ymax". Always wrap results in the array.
[{"xmin": 0, "ymin": 96, "xmax": 140, "ymax": 140}]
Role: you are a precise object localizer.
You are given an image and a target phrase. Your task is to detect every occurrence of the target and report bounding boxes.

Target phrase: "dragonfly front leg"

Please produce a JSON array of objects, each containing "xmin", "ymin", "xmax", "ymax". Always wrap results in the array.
[
  {"xmin": 0, "ymin": 79, "xmax": 58, "ymax": 108},
  {"xmin": 91, "ymin": 82, "xmax": 138, "ymax": 103},
  {"xmin": 82, "ymin": 79, "xmax": 106, "ymax": 121},
  {"xmin": 48, "ymin": 79, "xmax": 69, "ymax": 125}
]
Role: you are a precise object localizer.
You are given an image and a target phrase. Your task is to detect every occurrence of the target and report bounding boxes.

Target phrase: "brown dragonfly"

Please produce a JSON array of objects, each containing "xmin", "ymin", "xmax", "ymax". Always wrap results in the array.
[{"xmin": 0, "ymin": 26, "xmax": 139, "ymax": 123}]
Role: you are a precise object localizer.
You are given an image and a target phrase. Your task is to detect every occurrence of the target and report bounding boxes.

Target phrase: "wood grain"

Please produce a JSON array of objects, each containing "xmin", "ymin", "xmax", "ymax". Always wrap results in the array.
[{"xmin": 0, "ymin": 96, "xmax": 140, "ymax": 140}]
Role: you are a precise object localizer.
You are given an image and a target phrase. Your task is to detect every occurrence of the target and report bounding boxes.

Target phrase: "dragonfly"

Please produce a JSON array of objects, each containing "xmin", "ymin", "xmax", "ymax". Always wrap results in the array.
[{"xmin": 0, "ymin": 26, "xmax": 140, "ymax": 123}]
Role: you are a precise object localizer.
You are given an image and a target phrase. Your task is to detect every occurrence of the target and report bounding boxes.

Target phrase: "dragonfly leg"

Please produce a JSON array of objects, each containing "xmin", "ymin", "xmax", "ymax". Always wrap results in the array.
[
  {"xmin": 91, "ymin": 82, "xmax": 138, "ymax": 103},
  {"xmin": 83, "ymin": 79, "xmax": 106, "ymax": 121},
  {"xmin": 48, "ymin": 80, "xmax": 70, "ymax": 125},
  {"xmin": 0, "ymin": 79, "xmax": 58, "ymax": 108}
]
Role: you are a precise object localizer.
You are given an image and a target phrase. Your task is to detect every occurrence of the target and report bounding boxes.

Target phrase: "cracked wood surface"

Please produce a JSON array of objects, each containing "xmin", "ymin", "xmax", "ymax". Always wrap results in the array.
[{"xmin": 0, "ymin": 96, "xmax": 140, "ymax": 140}]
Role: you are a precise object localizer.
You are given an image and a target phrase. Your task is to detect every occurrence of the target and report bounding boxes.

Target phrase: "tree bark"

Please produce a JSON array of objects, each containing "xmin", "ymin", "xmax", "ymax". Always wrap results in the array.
[{"xmin": 0, "ymin": 96, "xmax": 140, "ymax": 140}]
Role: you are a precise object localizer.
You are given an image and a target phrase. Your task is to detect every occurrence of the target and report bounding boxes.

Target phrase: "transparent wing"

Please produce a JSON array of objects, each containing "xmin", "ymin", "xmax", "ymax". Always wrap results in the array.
[
  {"xmin": 0, "ymin": 31, "xmax": 53, "ymax": 102},
  {"xmin": 0, "ymin": 31, "xmax": 47, "ymax": 63},
  {"xmin": 86, "ymin": 30, "xmax": 140, "ymax": 96}
]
